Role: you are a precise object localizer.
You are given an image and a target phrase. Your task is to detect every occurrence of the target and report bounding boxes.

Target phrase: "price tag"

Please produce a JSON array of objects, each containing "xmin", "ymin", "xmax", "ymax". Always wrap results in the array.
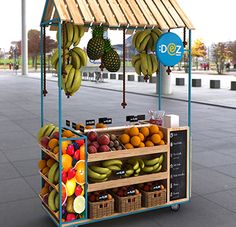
[
  {"xmin": 138, "ymin": 115, "xmax": 145, "ymax": 121},
  {"xmin": 99, "ymin": 117, "xmax": 112, "ymax": 124},
  {"xmin": 99, "ymin": 194, "xmax": 108, "ymax": 201},
  {"xmin": 80, "ymin": 125, "xmax": 85, "ymax": 133},
  {"xmin": 126, "ymin": 189, "xmax": 136, "ymax": 196},
  {"xmin": 115, "ymin": 170, "xmax": 125, "ymax": 176},
  {"xmin": 66, "ymin": 120, "xmax": 70, "ymax": 127},
  {"xmin": 126, "ymin": 115, "xmax": 145, "ymax": 122},
  {"xmin": 152, "ymin": 185, "xmax": 161, "ymax": 191},
  {"xmin": 86, "ymin": 119, "xmax": 95, "ymax": 126},
  {"xmin": 72, "ymin": 122, "xmax": 77, "ymax": 130}
]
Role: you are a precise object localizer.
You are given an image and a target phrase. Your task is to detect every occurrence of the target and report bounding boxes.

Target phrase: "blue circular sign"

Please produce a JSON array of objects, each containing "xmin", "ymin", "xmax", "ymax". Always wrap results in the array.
[{"xmin": 156, "ymin": 32, "xmax": 184, "ymax": 66}]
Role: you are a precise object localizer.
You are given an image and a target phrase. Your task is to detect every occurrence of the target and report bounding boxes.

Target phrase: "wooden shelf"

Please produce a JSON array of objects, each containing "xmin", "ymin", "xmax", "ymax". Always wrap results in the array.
[
  {"xmin": 88, "ymin": 171, "xmax": 168, "ymax": 192},
  {"xmin": 88, "ymin": 145, "xmax": 168, "ymax": 163},
  {"xmin": 39, "ymin": 170, "xmax": 59, "ymax": 191},
  {"xmin": 39, "ymin": 144, "xmax": 59, "ymax": 161}
]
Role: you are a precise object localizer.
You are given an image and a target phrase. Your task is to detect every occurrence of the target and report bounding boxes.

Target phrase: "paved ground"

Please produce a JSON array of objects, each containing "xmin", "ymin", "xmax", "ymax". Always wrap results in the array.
[{"xmin": 0, "ymin": 72, "xmax": 236, "ymax": 227}]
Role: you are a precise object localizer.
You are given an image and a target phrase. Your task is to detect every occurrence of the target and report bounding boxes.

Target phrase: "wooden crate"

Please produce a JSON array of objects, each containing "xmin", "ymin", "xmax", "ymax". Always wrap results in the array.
[
  {"xmin": 89, "ymin": 199, "xmax": 114, "ymax": 219},
  {"xmin": 140, "ymin": 189, "xmax": 166, "ymax": 207},
  {"xmin": 113, "ymin": 193, "xmax": 141, "ymax": 213}
]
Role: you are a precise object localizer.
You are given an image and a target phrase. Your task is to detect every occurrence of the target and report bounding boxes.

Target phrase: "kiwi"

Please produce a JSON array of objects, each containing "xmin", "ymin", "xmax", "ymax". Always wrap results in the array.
[
  {"xmin": 116, "ymin": 146, "xmax": 123, "ymax": 151},
  {"xmin": 110, "ymin": 134, "xmax": 117, "ymax": 141},
  {"xmin": 109, "ymin": 141, "xmax": 114, "ymax": 148},
  {"xmin": 114, "ymin": 140, "xmax": 120, "ymax": 148}
]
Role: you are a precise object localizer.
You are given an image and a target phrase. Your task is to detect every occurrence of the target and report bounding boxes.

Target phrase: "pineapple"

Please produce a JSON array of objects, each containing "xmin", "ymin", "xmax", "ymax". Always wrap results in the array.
[
  {"xmin": 102, "ymin": 39, "xmax": 121, "ymax": 72},
  {"xmin": 87, "ymin": 26, "xmax": 105, "ymax": 60}
]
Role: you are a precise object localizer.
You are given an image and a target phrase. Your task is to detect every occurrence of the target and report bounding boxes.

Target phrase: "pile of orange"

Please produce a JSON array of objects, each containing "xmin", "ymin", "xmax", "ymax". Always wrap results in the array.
[{"xmin": 119, "ymin": 125, "xmax": 165, "ymax": 149}]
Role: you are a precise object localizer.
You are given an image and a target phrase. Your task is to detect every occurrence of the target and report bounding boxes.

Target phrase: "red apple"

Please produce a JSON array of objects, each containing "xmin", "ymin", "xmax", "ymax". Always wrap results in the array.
[
  {"xmin": 73, "ymin": 150, "xmax": 80, "ymax": 161},
  {"xmin": 66, "ymin": 213, "xmax": 76, "ymax": 221},
  {"xmin": 67, "ymin": 168, "xmax": 76, "ymax": 180},
  {"xmin": 62, "ymin": 170, "xmax": 67, "ymax": 184},
  {"xmin": 88, "ymin": 145, "xmax": 97, "ymax": 154},
  {"xmin": 87, "ymin": 131, "xmax": 97, "ymax": 142},
  {"xmin": 52, "ymin": 131, "xmax": 59, "ymax": 140},
  {"xmin": 40, "ymin": 136, "xmax": 50, "ymax": 148},
  {"xmin": 67, "ymin": 144, "xmax": 75, "ymax": 156},
  {"xmin": 91, "ymin": 141, "xmax": 99, "ymax": 149},
  {"xmin": 75, "ymin": 185, "xmax": 83, "ymax": 196},
  {"xmin": 98, "ymin": 134, "xmax": 110, "ymax": 145},
  {"xmin": 98, "ymin": 145, "xmax": 110, "ymax": 152}
]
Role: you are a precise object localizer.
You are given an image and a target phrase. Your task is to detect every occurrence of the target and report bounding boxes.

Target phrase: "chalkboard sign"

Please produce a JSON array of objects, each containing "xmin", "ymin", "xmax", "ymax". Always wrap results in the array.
[{"xmin": 170, "ymin": 129, "xmax": 188, "ymax": 201}]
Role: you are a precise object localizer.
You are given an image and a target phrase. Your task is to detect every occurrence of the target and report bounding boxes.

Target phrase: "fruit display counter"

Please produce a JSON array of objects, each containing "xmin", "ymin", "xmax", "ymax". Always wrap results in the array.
[{"xmin": 39, "ymin": 0, "xmax": 193, "ymax": 226}]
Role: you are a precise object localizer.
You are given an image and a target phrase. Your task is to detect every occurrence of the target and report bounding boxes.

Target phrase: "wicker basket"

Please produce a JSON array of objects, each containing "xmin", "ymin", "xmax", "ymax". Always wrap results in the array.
[
  {"xmin": 89, "ymin": 199, "xmax": 114, "ymax": 219},
  {"xmin": 113, "ymin": 193, "xmax": 141, "ymax": 213},
  {"xmin": 140, "ymin": 189, "xmax": 166, "ymax": 207}
]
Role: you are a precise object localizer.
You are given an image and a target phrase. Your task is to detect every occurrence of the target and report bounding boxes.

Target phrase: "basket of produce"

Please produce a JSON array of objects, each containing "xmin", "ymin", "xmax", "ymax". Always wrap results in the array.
[
  {"xmin": 112, "ymin": 186, "xmax": 141, "ymax": 213},
  {"xmin": 89, "ymin": 191, "xmax": 114, "ymax": 219},
  {"xmin": 138, "ymin": 182, "xmax": 166, "ymax": 207}
]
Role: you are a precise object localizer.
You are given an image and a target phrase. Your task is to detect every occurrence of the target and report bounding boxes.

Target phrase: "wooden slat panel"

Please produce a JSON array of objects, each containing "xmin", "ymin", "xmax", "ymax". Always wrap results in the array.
[
  {"xmin": 161, "ymin": 0, "xmax": 185, "ymax": 27},
  {"xmin": 169, "ymin": 0, "xmax": 194, "ymax": 29},
  {"xmin": 117, "ymin": 0, "xmax": 138, "ymax": 27},
  {"xmin": 126, "ymin": 0, "xmax": 148, "ymax": 26},
  {"xmin": 97, "ymin": 0, "xmax": 118, "ymax": 26},
  {"xmin": 44, "ymin": 0, "xmax": 54, "ymax": 21},
  {"xmin": 53, "ymin": 0, "xmax": 70, "ymax": 21},
  {"xmin": 86, "ymin": 0, "xmax": 106, "ymax": 24},
  {"xmin": 153, "ymin": 0, "xmax": 177, "ymax": 28},
  {"xmin": 107, "ymin": 0, "xmax": 128, "ymax": 25},
  {"xmin": 145, "ymin": 0, "xmax": 169, "ymax": 30},
  {"xmin": 136, "ymin": 0, "xmax": 157, "ymax": 26},
  {"xmin": 64, "ymin": 0, "xmax": 84, "ymax": 25},
  {"xmin": 75, "ymin": 0, "xmax": 94, "ymax": 23},
  {"xmin": 50, "ymin": 8, "xmax": 59, "ymax": 31}
]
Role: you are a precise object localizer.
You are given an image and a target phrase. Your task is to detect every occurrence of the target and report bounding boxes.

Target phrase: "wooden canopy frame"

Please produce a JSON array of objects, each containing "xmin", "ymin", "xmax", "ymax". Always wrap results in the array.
[{"xmin": 41, "ymin": 0, "xmax": 194, "ymax": 31}]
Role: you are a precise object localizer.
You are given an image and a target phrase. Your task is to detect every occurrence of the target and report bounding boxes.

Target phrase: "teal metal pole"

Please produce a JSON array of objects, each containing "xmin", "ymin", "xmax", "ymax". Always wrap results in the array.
[
  {"xmin": 158, "ymin": 62, "xmax": 162, "ymax": 110},
  {"xmin": 40, "ymin": 26, "xmax": 44, "ymax": 127},
  {"xmin": 58, "ymin": 22, "xmax": 63, "ymax": 227}
]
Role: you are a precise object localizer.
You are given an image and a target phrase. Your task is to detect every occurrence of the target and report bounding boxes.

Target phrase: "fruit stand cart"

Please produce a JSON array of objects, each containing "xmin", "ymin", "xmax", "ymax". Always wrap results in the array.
[{"xmin": 39, "ymin": 0, "xmax": 194, "ymax": 226}]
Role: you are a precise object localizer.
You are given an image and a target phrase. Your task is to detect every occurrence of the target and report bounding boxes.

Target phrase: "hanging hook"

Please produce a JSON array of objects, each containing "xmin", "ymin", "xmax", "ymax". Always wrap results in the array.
[
  {"xmin": 121, "ymin": 28, "xmax": 127, "ymax": 109},
  {"xmin": 43, "ymin": 26, "xmax": 48, "ymax": 96}
]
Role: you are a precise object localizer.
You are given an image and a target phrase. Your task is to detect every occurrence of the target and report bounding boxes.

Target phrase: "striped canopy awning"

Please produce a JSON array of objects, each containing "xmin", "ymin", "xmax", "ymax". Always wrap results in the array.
[{"xmin": 42, "ymin": 0, "xmax": 194, "ymax": 30}]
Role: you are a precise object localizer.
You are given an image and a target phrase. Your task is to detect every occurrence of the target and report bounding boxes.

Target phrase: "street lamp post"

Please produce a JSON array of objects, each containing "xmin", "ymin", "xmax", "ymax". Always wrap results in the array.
[{"xmin": 21, "ymin": 0, "xmax": 28, "ymax": 75}]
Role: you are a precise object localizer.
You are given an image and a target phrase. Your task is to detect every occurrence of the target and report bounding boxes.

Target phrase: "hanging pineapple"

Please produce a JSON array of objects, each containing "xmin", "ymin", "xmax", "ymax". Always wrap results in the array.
[
  {"xmin": 102, "ymin": 39, "xmax": 121, "ymax": 72},
  {"xmin": 87, "ymin": 26, "xmax": 105, "ymax": 60}
]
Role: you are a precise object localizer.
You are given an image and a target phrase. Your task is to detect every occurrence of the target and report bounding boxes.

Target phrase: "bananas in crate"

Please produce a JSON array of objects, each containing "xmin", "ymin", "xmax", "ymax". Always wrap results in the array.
[
  {"xmin": 132, "ymin": 28, "xmax": 162, "ymax": 52},
  {"xmin": 57, "ymin": 23, "xmax": 85, "ymax": 48},
  {"xmin": 131, "ymin": 53, "xmax": 158, "ymax": 78}
]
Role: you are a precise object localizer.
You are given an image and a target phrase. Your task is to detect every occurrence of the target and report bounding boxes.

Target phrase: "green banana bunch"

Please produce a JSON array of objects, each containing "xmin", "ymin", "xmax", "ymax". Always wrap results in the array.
[
  {"xmin": 37, "ymin": 124, "xmax": 58, "ymax": 142},
  {"xmin": 48, "ymin": 162, "xmax": 59, "ymax": 184},
  {"xmin": 131, "ymin": 53, "xmax": 158, "ymax": 78},
  {"xmin": 141, "ymin": 154, "xmax": 164, "ymax": 174},
  {"xmin": 132, "ymin": 28, "xmax": 162, "ymax": 52},
  {"xmin": 70, "ymin": 47, "xmax": 88, "ymax": 69},
  {"xmin": 51, "ymin": 48, "xmax": 69, "ymax": 71},
  {"xmin": 123, "ymin": 158, "xmax": 141, "ymax": 177},
  {"xmin": 57, "ymin": 23, "xmax": 86, "ymax": 48},
  {"xmin": 48, "ymin": 189, "xmax": 59, "ymax": 212},
  {"xmin": 61, "ymin": 65, "xmax": 82, "ymax": 97},
  {"xmin": 88, "ymin": 165, "xmax": 112, "ymax": 183}
]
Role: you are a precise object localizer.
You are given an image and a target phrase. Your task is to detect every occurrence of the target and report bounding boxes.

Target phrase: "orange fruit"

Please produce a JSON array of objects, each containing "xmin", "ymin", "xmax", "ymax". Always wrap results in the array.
[
  {"xmin": 138, "ymin": 133, "xmax": 145, "ymax": 142},
  {"xmin": 140, "ymin": 127, "xmax": 149, "ymax": 137},
  {"xmin": 125, "ymin": 143, "xmax": 134, "ymax": 149},
  {"xmin": 124, "ymin": 128, "xmax": 130, "ymax": 134},
  {"xmin": 159, "ymin": 140, "xmax": 165, "ymax": 145},
  {"xmin": 42, "ymin": 166, "xmax": 49, "ymax": 175},
  {"xmin": 52, "ymin": 146, "xmax": 59, "ymax": 154},
  {"xmin": 75, "ymin": 160, "xmax": 85, "ymax": 185},
  {"xmin": 149, "ymin": 125, "xmax": 159, "ymax": 135},
  {"xmin": 130, "ymin": 136, "xmax": 141, "ymax": 147},
  {"xmin": 85, "ymin": 126, "xmax": 93, "ymax": 129},
  {"xmin": 129, "ymin": 127, "xmax": 139, "ymax": 136},
  {"xmin": 96, "ymin": 123, "xmax": 107, "ymax": 128},
  {"xmin": 38, "ymin": 160, "xmax": 47, "ymax": 170},
  {"xmin": 119, "ymin": 134, "xmax": 130, "ymax": 144},
  {"xmin": 76, "ymin": 123, "xmax": 85, "ymax": 130},
  {"xmin": 47, "ymin": 158, "xmax": 55, "ymax": 168},
  {"xmin": 158, "ymin": 130, "xmax": 164, "ymax": 139},
  {"xmin": 151, "ymin": 134, "xmax": 161, "ymax": 144},
  {"xmin": 139, "ymin": 142, "xmax": 145, "ymax": 148},
  {"xmin": 48, "ymin": 138, "xmax": 58, "ymax": 150},
  {"xmin": 62, "ymin": 130, "xmax": 74, "ymax": 138},
  {"xmin": 145, "ymin": 141, "xmax": 154, "ymax": 147},
  {"xmin": 80, "ymin": 144, "xmax": 86, "ymax": 160},
  {"xmin": 62, "ymin": 154, "xmax": 72, "ymax": 172},
  {"xmin": 61, "ymin": 140, "xmax": 69, "ymax": 154}
]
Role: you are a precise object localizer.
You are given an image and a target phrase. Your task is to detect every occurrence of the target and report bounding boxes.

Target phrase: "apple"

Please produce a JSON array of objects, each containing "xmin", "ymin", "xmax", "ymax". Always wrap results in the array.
[
  {"xmin": 62, "ymin": 170, "xmax": 67, "ymax": 184},
  {"xmin": 91, "ymin": 141, "xmax": 99, "ymax": 149},
  {"xmin": 98, "ymin": 134, "xmax": 110, "ymax": 146},
  {"xmin": 51, "ymin": 131, "xmax": 59, "ymax": 140},
  {"xmin": 87, "ymin": 131, "xmax": 97, "ymax": 142},
  {"xmin": 67, "ymin": 168, "xmax": 76, "ymax": 180},
  {"xmin": 40, "ymin": 136, "xmax": 50, "ymax": 148},
  {"xmin": 67, "ymin": 144, "xmax": 75, "ymax": 156},
  {"xmin": 88, "ymin": 145, "xmax": 97, "ymax": 154},
  {"xmin": 73, "ymin": 150, "xmax": 80, "ymax": 161},
  {"xmin": 75, "ymin": 185, "xmax": 84, "ymax": 196}
]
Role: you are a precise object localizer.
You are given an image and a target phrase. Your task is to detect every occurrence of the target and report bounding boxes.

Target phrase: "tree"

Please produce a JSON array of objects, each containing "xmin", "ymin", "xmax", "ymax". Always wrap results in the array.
[
  {"xmin": 212, "ymin": 42, "xmax": 232, "ymax": 75},
  {"xmin": 192, "ymin": 39, "xmax": 207, "ymax": 70},
  {"xmin": 228, "ymin": 41, "xmax": 236, "ymax": 65}
]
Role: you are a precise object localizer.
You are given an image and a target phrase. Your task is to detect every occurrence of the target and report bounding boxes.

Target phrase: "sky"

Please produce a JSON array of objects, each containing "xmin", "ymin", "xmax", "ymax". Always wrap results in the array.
[{"xmin": 0, "ymin": 0, "xmax": 236, "ymax": 51}]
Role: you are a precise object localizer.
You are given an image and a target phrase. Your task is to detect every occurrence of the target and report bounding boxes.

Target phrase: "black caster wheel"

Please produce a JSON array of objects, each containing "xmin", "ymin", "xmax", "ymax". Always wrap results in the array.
[{"xmin": 170, "ymin": 204, "xmax": 180, "ymax": 212}]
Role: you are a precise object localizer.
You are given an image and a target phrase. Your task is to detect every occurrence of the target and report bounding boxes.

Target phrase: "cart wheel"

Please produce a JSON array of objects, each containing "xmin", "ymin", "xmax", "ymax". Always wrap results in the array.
[{"xmin": 170, "ymin": 204, "xmax": 180, "ymax": 212}]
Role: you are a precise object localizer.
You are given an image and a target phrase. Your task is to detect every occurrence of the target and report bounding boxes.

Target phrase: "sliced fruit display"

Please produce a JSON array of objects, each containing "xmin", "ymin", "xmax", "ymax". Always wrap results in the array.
[
  {"xmin": 74, "ymin": 160, "xmax": 85, "ymax": 185},
  {"xmin": 73, "ymin": 196, "xmax": 86, "ymax": 214},
  {"xmin": 66, "ymin": 178, "xmax": 77, "ymax": 197},
  {"xmin": 62, "ymin": 182, "xmax": 68, "ymax": 206}
]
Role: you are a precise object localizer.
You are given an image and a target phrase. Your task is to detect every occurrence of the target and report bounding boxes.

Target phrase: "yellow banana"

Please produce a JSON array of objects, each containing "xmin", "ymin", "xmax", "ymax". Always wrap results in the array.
[
  {"xmin": 152, "ymin": 28, "xmax": 163, "ymax": 37},
  {"xmin": 134, "ymin": 59, "xmax": 142, "ymax": 75},
  {"xmin": 131, "ymin": 54, "xmax": 141, "ymax": 67},
  {"xmin": 140, "ymin": 53, "xmax": 148, "ymax": 75},
  {"xmin": 71, "ymin": 51, "xmax": 81, "ymax": 69},
  {"xmin": 146, "ymin": 35, "xmax": 154, "ymax": 52},
  {"xmin": 138, "ymin": 35, "xmax": 151, "ymax": 52},
  {"xmin": 146, "ymin": 54, "xmax": 153, "ymax": 75},
  {"xmin": 135, "ymin": 29, "xmax": 151, "ymax": 50},
  {"xmin": 72, "ymin": 25, "xmax": 79, "ymax": 46},
  {"xmin": 132, "ymin": 30, "xmax": 142, "ymax": 47},
  {"xmin": 72, "ymin": 47, "xmax": 87, "ymax": 67},
  {"xmin": 78, "ymin": 26, "xmax": 85, "ymax": 38},
  {"xmin": 66, "ymin": 23, "xmax": 74, "ymax": 44},
  {"xmin": 66, "ymin": 67, "xmax": 75, "ymax": 92},
  {"xmin": 70, "ymin": 69, "xmax": 82, "ymax": 96}
]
